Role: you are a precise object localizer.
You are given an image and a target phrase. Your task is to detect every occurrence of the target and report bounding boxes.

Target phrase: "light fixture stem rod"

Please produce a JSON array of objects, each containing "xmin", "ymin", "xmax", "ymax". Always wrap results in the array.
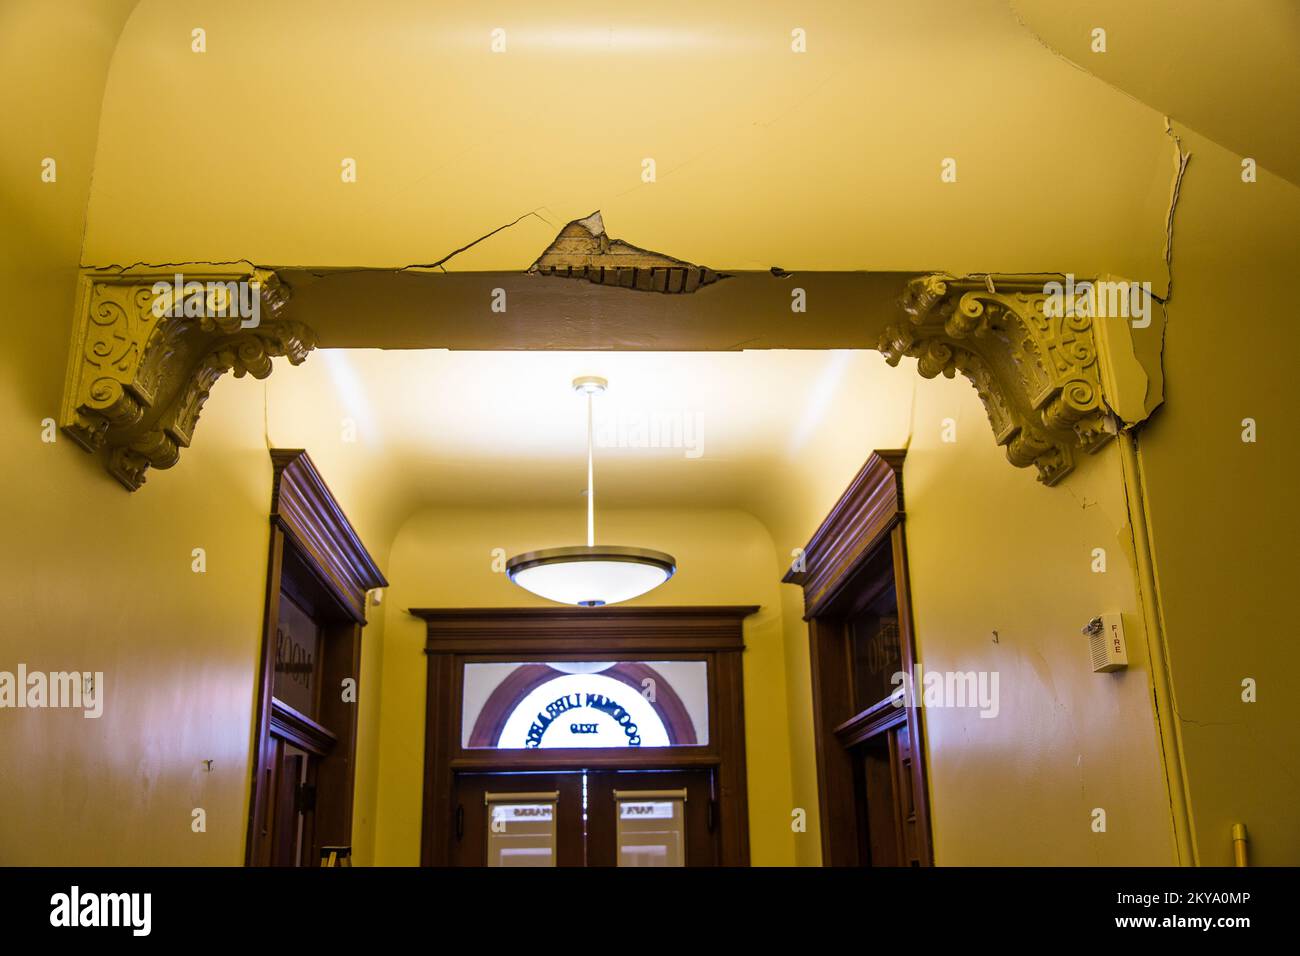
[{"xmin": 586, "ymin": 389, "xmax": 595, "ymax": 547}]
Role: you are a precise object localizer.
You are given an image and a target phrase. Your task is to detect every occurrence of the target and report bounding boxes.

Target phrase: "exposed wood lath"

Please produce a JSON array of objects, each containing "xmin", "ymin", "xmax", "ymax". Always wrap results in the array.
[{"xmin": 528, "ymin": 211, "xmax": 725, "ymax": 293}]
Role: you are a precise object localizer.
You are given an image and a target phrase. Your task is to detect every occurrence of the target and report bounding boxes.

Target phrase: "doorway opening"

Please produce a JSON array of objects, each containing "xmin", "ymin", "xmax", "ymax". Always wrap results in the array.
[
  {"xmin": 415, "ymin": 607, "xmax": 755, "ymax": 866},
  {"xmin": 252, "ymin": 348, "xmax": 934, "ymax": 867},
  {"xmin": 784, "ymin": 451, "xmax": 934, "ymax": 866},
  {"xmin": 246, "ymin": 450, "xmax": 387, "ymax": 866}
]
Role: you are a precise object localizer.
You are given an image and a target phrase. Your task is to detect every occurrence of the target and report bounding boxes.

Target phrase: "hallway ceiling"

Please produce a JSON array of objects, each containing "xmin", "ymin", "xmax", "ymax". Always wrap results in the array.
[
  {"xmin": 265, "ymin": 348, "xmax": 914, "ymax": 512},
  {"xmin": 83, "ymin": 0, "xmax": 1173, "ymax": 284},
  {"xmin": 1012, "ymin": 0, "xmax": 1300, "ymax": 187},
  {"xmin": 33, "ymin": 0, "xmax": 1299, "ymax": 522}
]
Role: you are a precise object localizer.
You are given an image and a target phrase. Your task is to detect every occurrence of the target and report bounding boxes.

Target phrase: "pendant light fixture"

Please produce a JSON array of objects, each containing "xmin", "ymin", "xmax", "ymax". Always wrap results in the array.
[{"xmin": 506, "ymin": 376, "xmax": 677, "ymax": 607}]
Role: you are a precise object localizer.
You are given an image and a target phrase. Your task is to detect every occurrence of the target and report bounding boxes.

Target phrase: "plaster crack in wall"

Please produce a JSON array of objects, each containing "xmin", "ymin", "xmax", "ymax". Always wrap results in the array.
[
  {"xmin": 1162, "ymin": 118, "xmax": 1192, "ymax": 300},
  {"xmin": 402, "ymin": 210, "xmax": 557, "ymax": 272}
]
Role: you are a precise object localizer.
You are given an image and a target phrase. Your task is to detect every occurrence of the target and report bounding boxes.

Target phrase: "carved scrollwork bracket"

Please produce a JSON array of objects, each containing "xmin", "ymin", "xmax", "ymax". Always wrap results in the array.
[
  {"xmin": 60, "ymin": 268, "xmax": 315, "ymax": 490},
  {"xmin": 880, "ymin": 274, "xmax": 1117, "ymax": 485}
]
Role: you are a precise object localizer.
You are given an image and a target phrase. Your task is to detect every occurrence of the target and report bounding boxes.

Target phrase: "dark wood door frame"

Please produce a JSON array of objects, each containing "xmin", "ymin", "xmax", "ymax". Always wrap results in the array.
[
  {"xmin": 246, "ymin": 449, "xmax": 387, "ymax": 866},
  {"xmin": 783, "ymin": 450, "xmax": 933, "ymax": 866},
  {"xmin": 412, "ymin": 606, "xmax": 757, "ymax": 866}
]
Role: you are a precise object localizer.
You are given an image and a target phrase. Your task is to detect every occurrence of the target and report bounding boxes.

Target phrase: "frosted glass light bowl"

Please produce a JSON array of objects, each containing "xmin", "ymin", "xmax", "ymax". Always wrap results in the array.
[{"xmin": 506, "ymin": 545, "xmax": 676, "ymax": 607}]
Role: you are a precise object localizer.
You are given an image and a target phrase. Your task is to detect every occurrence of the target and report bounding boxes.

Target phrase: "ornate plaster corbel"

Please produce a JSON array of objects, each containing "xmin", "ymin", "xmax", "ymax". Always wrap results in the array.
[
  {"xmin": 60, "ymin": 267, "xmax": 315, "ymax": 490},
  {"xmin": 880, "ymin": 274, "xmax": 1117, "ymax": 485}
]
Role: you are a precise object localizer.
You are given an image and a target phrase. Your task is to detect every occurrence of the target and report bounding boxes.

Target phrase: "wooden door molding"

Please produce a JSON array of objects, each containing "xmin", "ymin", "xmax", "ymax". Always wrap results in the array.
[
  {"xmin": 246, "ymin": 449, "xmax": 386, "ymax": 866},
  {"xmin": 783, "ymin": 449, "xmax": 905, "ymax": 617},
  {"xmin": 270, "ymin": 448, "xmax": 386, "ymax": 623},
  {"xmin": 784, "ymin": 450, "xmax": 934, "ymax": 866},
  {"xmin": 414, "ymin": 605, "xmax": 750, "ymax": 653},
  {"xmin": 414, "ymin": 606, "xmax": 755, "ymax": 867}
]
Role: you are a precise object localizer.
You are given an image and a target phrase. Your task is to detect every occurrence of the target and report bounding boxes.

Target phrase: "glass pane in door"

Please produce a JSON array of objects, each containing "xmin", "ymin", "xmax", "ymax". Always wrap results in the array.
[
  {"xmin": 485, "ymin": 793, "xmax": 558, "ymax": 867},
  {"xmin": 614, "ymin": 790, "xmax": 686, "ymax": 867},
  {"xmin": 848, "ymin": 584, "xmax": 901, "ymax": 711}
]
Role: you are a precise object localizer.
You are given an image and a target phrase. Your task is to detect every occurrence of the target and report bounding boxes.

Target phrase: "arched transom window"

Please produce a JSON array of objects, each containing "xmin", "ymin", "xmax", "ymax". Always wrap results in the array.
[{"xmin": 462, "ymin": 660, "xmax": 707, "ymax": 749}]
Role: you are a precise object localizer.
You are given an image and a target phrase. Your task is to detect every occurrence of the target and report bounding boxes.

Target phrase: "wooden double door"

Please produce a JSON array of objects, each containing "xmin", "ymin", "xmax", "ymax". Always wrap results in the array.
[{"xmin": 451, "ymin": 769, "xmax": 719, "ymax": 867}]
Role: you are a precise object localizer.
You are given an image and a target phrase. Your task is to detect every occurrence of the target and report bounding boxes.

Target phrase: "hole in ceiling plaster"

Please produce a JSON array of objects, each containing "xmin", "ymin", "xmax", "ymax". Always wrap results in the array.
[{"xmin": 527, "ymin": 210, "xmax": 726, "ymax": 293}]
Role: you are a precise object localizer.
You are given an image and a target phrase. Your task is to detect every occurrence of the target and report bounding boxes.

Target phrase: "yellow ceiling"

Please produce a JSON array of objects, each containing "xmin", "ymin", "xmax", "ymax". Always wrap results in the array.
[
  {"xmin": 264, "ymin": 347, "xmax": 915, "ymax": 516},
  {"xmin": 1013, "ymin": 0, "xmax": 1300, "ymax": 187},
  {"xmin": 18, "ymin": 0, "xmax": 1298, "ymax": 527},
  {"xmin": 82, "ymin": 0, "xmax": 1174, "ymax": 285}
]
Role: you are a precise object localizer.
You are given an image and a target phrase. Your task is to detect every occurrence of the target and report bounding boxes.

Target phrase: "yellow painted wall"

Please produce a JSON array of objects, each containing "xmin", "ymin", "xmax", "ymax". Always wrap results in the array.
[
  {"xmin": 1130, "ymin": 125, "xmax": 1300, "ymax": 866},
  {"xmin": 373, "ymin": 506, "xmax": 796, "ymax": 866},
  {"xmin": 750, "ymin": 354, "xmax": 1177, "ymax": 865},
  {"xmin": 746, "ymin": 350, "xmax": 915, "ymax": 865},
  {"xmin": 7, "ymin": 0, "xmax": 1295, "ymax": 869},
  {"xmin": 56, "ymin": 0, "xmax": 1196, "ymax": 864},
  {"xmin": 0, "ymin": 0, "xmax": 274, "ymax": 866},
  {"xmin": 1004, "ymin": 0, "xmax": 1300, "ymax": 863},
  {"xmin": 0, "ymin": 1, "xmax": 393, "ymax": 864},
  {"xmin": 261, "ymin": 354, "xmax": 417, "ymax": 866},
  {"xmin": 901, "ymin": 381, "xmax": 1176, "ymax": 864}
]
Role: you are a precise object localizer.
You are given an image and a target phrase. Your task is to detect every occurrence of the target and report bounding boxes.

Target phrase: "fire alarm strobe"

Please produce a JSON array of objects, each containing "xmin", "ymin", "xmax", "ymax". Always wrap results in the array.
[{"xmin": 1082, "ymin": 613, "xmax": 1128, "ymax": 673}]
